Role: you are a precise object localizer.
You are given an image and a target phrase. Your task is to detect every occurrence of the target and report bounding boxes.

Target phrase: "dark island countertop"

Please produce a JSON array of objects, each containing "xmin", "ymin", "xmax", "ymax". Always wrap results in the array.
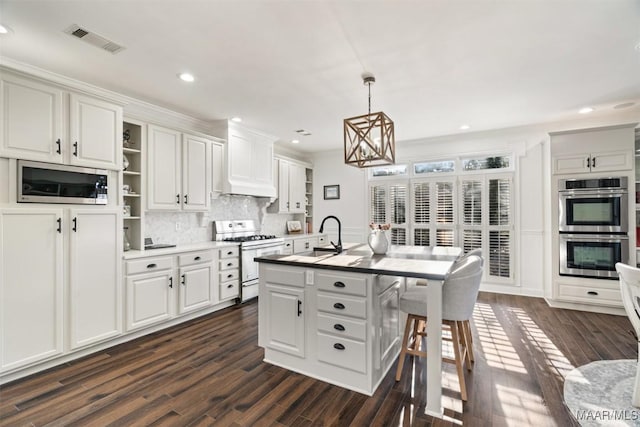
[{"xmin": 254, "ymin": 243, "xmax": 462, "ymax": 280}]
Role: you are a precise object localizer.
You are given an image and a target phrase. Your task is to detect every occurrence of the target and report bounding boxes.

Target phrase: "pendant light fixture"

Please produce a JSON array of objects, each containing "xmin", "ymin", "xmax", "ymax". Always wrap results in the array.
[{"xmin": 343, "ymin": 73, "xmax": 395, "ymax": 168}]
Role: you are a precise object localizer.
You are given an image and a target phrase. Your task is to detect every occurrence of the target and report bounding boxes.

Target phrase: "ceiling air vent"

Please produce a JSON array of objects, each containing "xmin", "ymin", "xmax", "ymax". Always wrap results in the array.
[{"xmin": 64, "ymin": 24, "xmax": 125, "ymax": 54}]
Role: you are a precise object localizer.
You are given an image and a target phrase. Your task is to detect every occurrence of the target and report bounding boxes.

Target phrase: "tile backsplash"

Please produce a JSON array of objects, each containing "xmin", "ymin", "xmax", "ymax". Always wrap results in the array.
[{"xmin": 145, "ymin": 194, "xmax": 302, "ymax": 244}]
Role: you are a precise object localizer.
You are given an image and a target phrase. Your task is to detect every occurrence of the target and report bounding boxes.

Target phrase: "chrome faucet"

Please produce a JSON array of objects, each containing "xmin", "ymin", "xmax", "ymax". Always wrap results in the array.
[{"xmin": 318, "ymin": 215, "xmax": 343, "ymax": 254}]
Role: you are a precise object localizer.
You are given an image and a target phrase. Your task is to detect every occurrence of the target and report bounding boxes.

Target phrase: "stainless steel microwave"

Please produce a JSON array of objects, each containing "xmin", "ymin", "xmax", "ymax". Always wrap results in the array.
[{"xmin": 18, "ymin": 160, "xmax": 108, "ymax": 205}]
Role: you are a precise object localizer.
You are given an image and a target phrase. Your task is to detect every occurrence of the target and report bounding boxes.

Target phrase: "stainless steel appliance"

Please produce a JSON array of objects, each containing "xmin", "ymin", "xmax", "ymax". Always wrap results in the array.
[
  {"xmin": 18, "ymin": 160, "xmax": 108, "ymax": 205},
  {"xmin": 558, "ymin": 177, "xmax": 628, "ymax": 234},
  {"xmin": 559, "ymin": 233, "xmax": 629, "ymax": 279},
  {"xmin": 213, "ymin": 220, "xmax": 284, "ymax": 302}
]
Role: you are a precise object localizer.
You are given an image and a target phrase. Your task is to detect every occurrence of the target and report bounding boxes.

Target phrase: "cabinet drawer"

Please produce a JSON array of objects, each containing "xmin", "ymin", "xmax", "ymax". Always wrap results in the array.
[
  {"xmin": 283, "ymin": 240, "xmax": 294, "ymax": 254},
  {"xmin": 317, "ymin": 293, "xmax": 366, "ymax": 319},
  {"xmin": 219, "ymin": 269, "xmax": 239, "ymax": 282},
  {"xmin": 220, "ymin": 280, "xmax": 239, "ymax": 300},
  {"xmin": 263, "ymin": 266, "xmax": 305, "ymax": 288},
  {"xmin": 317, "ymin": 332, "xmax": 366, "ymax": 374},
  {"xmin": 557, "ymin": 284, "xmax": 622, "ymax": 306},
  {"xmin": 126, "ymin": 256, "xmax": 173, "ymax": 275},
  {"xmin": 317, "ymin": 313, "xmax": 366, "ymax": 342},
  {"xmin": 316, "ymin": 272, "xmax": 367, "ymax": 297},
  {"xmin": 293, "ymin": 238, "xmax": 318, "ymax": 253},
  {"xmin": 219, "ymin": 258, "xmax": 239, "ymax": 271},
  {"xmin": 219, "ymin": 246, "xmax": 239, "ymax": 259},
  {"xmin": 318, "ymin": 235, "xmax": 327, "ymax": 245},
  {"xmin": 178, "ymin": 250, "xmax": 214, "ymax": 267}
]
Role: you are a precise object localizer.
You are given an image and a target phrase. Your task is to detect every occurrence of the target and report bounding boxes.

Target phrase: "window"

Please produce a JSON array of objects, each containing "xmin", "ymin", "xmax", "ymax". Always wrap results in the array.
[
  {"xmin": 371, "ymin": 164, "xmax": 408, "ymax": 177},
  {"xmin": 410, "ymin": 179, "xmax": 455, "ymax": 247},
  {"xmin": 414, "ymin": 160, "xmax": 455, "ymax": 175},
  {"xmin": 462, "ymin": 155, "xmax": 511, "ymax": 171},
  {"xmin": 368, "ymin": 181, "xmax": 408, "ymax": 245}
]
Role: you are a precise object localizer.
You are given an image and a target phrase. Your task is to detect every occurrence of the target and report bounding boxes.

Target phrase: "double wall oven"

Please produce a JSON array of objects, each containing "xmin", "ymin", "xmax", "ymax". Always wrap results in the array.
[
  {"xmin": 558, "ymin": 177, "xmax": 629, "ymax": 279},
  {"xmin": 214, "ymin": 220, "xmax": 284, "ymax": 302}
]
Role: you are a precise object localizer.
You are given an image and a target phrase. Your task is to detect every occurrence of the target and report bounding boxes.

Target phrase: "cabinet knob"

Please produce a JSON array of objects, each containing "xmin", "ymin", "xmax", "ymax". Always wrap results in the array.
[
  {"xmin": 333, "ymin": 343, "xmax": 345, "ymax": 350},
  {"xmin": 333, "ymin": 281, "xmax": 345, "ymax": 288},
  {"xmin": 334, "ymin": 324, "xmax": 345, "ymax": 331},
  {"xmin": 333, "ymin": 302, "xmax": 345, "ymax": 310}
]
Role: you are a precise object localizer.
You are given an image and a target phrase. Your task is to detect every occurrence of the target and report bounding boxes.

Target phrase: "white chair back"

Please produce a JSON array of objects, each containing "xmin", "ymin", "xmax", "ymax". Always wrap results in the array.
[
  {"xmin": 615, "ymin": 262, "xmax": 640, "ymax": 340},
  {"xmin": 462, "ymin": 248, "xmax": 483, "ymax": 266},
  {"xmin": 442, "ymin": 255, "xmax": 483, "ymax": 321}
]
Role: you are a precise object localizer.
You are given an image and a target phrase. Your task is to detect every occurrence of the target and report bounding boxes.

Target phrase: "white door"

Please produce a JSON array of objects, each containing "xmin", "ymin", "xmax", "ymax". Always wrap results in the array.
[
  {"xmin": 69, "ymin": 94, "xmax": 122, "ymax": 170},
  {"xmin": 148, "ymin": 125, "xmax": 182, "ymax": 210},
  {"xmin": 278, "ymin": 159, "xmax": 290, "ymax": 212},
  {"xmin": 182, "ymin": 134, "xmax": 210, "ymax": 211},
  {"xmin": 264, "ymin": 284, "xmax": 305, "ymax": 357},
  {"xmin": 126, "ymin": 271, "xmax": 174, "ymax": 331},
  {"xmin": 211, "ymin": 141, "xmax": 224, "ymax": 194},
  {"xmin": 68, "ymin": 209, "xmax": 121, "ymax": 349},
  {"xmin": 0, "ymin": 209, "xmax": 64, "ymax": 371},
  {"xmin": 178, "ymin": 264, "xmax": 214, "ymax": 314},
  {"xmin": 0, "ymin": 74, "xmax": 63, "ymax": 163}
]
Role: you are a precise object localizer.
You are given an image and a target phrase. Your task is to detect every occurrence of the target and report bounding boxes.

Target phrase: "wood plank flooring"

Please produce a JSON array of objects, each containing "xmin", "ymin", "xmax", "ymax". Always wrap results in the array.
[{"xmin": 0, "ymin": 292, "xmax": 636, "ymax": 426}]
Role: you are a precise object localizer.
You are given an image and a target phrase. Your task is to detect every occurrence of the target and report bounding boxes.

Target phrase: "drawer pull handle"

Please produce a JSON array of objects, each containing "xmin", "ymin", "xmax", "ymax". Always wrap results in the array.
[
  {"xmin": 169, "ymin": 277, "xmax": 173, "ymax": 288},
  {"xmin": 227, "ymin": 274, "xmax": 233, "ymax": 278},
  {"xmin": 298, "ymin": 300, "xmax": 302, "ymax": 316},
  {"xmin": 227, "ymin": 262, "xmax": 233, "ymax": 267},
  {"xmin": 227, "ymin": 251, "xmax": 233, "ymax": 255},
  {"xmin": 587, "ymin": 291, "xmax": 598, "ymax": 296},
  {"xmin": 333, "ymin": 343, "xmax": 345, "ymax": 350},
  {"xmin": 227, "ymin": 284, "xmax": 233, "ymax": 288},
  {"xmin": 181, "ymin": 274, "xmax": 186, "ymax": 285},
  {"xmin": 334, "ymin": 324, "xmax": 345, "ymax": 331},
  {"xmin": 334, "ymin": 281, "xmax": 346, "ymax": 288},
  {"xmin": 147, "ymin": 263, "xmax": 157, "ymax": 268},
  {"xmin": 194, "ymin": 256, "xmax": 201, "ymax": 261},
  {"xmin": 333, "ymin": 302, "xmax": 345, "ymax": 310}
]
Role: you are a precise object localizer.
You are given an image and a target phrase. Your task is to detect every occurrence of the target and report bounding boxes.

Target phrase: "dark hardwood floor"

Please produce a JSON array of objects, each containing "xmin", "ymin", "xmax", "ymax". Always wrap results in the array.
[{"xmin": 0, "ymin": 292, "xmax": 636, "ymax": 426}]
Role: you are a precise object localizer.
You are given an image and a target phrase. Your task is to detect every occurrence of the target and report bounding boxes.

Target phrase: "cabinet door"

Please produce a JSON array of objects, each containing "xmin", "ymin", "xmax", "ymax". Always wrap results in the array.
[
  {"xmin": 552, "ymin": 153, "xmax": 591, "ymax": 174},
  {"xmin": 252, "ymin": 137, "xmax": 274, "ymax": 185},
  {"xmin": 148, "ymin": 125, "xmax": 182, "ymax": 210},
  {"xmin": 211, "ymin": 141, "xmax": 224, "ymax": 194},
  {"xmin": 178, "ymin": 263, "xmax": 215, "ymax": 314},
  {"xmin": 278, "ymin": 159, "xmax": 290, "ymax": 212},
  {"xmin": 228, "ymin": 129, "xmax": 253, "ymax": 182},
  {"xmin": 126, "ymin": 271, "xmax": 174, "ymax": 331},
  {"xmin": 591, "ymin": 150, "xmax": 632, "ymax": 172},
  {"xmin": 0, "ymin": 209, "xmax": 64, "ymax": 371},
  {"xmin": 0, "ymin": 74, "xmax": 63, "ymax": 163},
  {"xmin": 69, "ymin": 94, "xmax": 122, "ymax": 170},
  {"xmin": 69, "ymin": 209, "xmax": 121, "ymax": 349},
  {"xmin": 182, "ymin": 134, "xmax": 210, "ymax": 211},
  {"xmin": 289, "ymin": 163, "xmax": 306, "ymax": 213},
  {"xmin": 264, "ymin": 284, "xmax": 305, "ymax": 357}
]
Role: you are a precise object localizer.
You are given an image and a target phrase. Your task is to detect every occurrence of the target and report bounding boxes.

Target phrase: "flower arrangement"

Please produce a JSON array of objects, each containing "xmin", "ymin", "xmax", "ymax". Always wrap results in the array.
[{"xmin": 369, "ymin": 222, "xmax": 391, "ymax": 230}]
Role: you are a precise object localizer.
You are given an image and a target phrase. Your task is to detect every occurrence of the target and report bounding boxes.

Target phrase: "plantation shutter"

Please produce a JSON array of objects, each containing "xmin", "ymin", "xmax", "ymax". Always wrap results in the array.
[
  {"xmin": 435, "ymin": 181, "xmax": 455, "ymax": 247},
  {"xmin": 487, "ymin": 177, "xmax": 512, "ymax": 279},
  {"xmin": 370, "ymin": 185, "xmax": 386, "ymax": 224},
  {"xmin": 412, "ymin": 181, "xmax": 430, "ymax": 246},
  {"xmin": 389, "ymin": 183, "xmax": 407, "ymax": 245},
  {"xmin": 461, "ymin": 180, "xmax": 483, "ymax": 253}
]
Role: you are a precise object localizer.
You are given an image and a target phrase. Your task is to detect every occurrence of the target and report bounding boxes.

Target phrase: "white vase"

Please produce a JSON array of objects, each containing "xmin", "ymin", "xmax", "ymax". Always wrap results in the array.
[{"xmin": 368, "ymin": 229, "xmax": 389, "ymax": 255}]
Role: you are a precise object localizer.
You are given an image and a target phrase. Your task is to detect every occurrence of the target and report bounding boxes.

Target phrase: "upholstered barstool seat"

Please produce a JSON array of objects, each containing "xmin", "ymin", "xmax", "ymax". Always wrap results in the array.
[{"xmin": 395, "ymin": 255, "xmax": 483, "ymax": 401}]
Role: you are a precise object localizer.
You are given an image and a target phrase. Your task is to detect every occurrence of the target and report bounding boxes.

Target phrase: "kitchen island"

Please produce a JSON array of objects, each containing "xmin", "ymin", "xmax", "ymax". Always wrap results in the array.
[{"xmin": 255, "ymin": 243, "xmax": 461, "ymax": 418}]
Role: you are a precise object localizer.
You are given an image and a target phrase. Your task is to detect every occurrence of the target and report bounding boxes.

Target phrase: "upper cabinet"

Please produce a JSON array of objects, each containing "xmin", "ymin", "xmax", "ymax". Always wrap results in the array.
[
  {"xmin": 0, "ymin": 73, "xmax": 122, "ymax": 170},
  {"xmin": 147, "ymin": 125, "xmax": 211, "ymax": 211},
  {"xmin": 213, "ymin": 121, "xmax": 277, "ymax": 197},
  {"xmin": 210, "ymin": 140, "xmax": 224, "ymax": 196},
  {"xmin": 550, "ymin": 124, "xmax": 636, "ymax": 175},
  {"xmin": 277, "ymin": 158, "xmax": 306, "ymax": 213}
]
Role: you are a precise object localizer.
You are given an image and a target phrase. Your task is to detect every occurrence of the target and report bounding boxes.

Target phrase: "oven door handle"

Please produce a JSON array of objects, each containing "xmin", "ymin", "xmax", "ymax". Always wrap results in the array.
[{"xmin": 560, "ymin": 234, "xmax": 629, "ymax": 242}]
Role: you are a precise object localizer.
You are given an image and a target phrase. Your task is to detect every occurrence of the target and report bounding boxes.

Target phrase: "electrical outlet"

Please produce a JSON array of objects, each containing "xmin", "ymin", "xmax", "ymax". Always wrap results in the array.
[
  {"xmin": 305, "ymin": 270, "xmax": 314, "ymax": 285},
  {"xmin": 175, "ymin": 222, "xmax": 181, "ymax": 231}
]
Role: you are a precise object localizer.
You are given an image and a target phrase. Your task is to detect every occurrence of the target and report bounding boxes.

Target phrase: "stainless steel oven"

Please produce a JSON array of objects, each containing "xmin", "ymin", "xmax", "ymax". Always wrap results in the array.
[
  {"xmin": 558, "ymin": 177, "xmax": 628, "ymax": 233},
  {"xmin": 559, "ymin": 233, "xmax": 629, "ymax": 279}
]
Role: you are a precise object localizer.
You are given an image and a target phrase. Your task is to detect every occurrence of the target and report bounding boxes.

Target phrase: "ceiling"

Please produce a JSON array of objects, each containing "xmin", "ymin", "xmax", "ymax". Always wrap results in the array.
[{"xmin": 1, "ymin": 0, "xmax": 639, "ymax": 153}]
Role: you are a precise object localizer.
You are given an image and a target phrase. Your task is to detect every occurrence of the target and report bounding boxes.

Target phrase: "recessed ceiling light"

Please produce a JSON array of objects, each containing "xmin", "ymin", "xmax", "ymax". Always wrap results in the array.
[
  {"xmin": 291, "ymin": 139, "xmax": 299, "ymax": 144},
  {"xmin": 459, "ymin": 124, "xmax": 470, "ymax": 130},
  {"xmin": 614, "ymin": 102, "xmax": 635, "ymax": 109},
  {"xmin": 178, "ymin": 73, "xmax": 194, "ymax": 82},
  {"xmin": 579, "ymin": 107, "xmax": 594, "ymax": 114},
  {"xmin": 231, "ymin": 117, "xmax": 242, "ymax": 123},
  {"xmin": 0, "ymin": 24, "xmax": 11, "ymax": 34}
]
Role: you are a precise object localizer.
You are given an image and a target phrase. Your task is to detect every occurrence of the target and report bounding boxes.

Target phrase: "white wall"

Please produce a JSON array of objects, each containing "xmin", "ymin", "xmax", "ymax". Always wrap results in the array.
[{"xmin": 310, "ymin": 111, "xmax": 640, "ymax": 298}]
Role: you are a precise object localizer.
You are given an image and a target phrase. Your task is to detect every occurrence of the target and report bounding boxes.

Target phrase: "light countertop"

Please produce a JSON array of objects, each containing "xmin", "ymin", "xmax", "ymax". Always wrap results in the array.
[
  {"xmin": 255, "ymin": 243, "xmax": 462, "ymax": 280},
  {"xmin": 123, "ymin": 241, "xmax": 240, "ymax": 260}
]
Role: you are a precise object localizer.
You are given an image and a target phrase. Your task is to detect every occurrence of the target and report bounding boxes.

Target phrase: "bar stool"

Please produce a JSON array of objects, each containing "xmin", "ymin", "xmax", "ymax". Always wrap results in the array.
[
  {"xmin": 395, "ymin": 255, "xmax": 483, "ymax": 401},
  {"xmin": 615, "ymin": 262, "xmax": 640, "ymax": 407}
]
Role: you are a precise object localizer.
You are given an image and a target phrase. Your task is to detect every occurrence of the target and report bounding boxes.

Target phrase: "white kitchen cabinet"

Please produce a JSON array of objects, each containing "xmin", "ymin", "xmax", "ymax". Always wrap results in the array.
[
  {"xmin": 218, "ymin": 247, "xmax": 239, "ymax": 302},
  {"xmin": 126, "ymin": 269, "xmax": 174, "ymax": 331},
  {"xmin": 0, "ymin": 209, "xmax": 64, "ymax": 372},
  {"xmin": 147, "ymin": 125, "xmax": 211, "ymax": 211},
  {"xmin": 68, "ymin": 209, "xmax": 122, "ymax": 350},
  {"xmin": 68, "ymin": 94, "xmax": 122, "ymax": 170},
  {"xmin": 211, "ymin": 141, "xmax": 224, "ymax": 196},
  {"xmin": 178, "ymin": 251, "xmax": 216, "ymax": 314},
  {"xmin": 277, "ymin": 159, "xmax": 306, "ymax": 213},
  {"xmin": 0, "ymin": 73, "xmax": 122, "ymax": 169},
  {"xmin": 553, "ymin": 150, "xmax": 632, "ymax": 174},
  {"xmin": 263, "ymin": 283, "xmax": 305, "ymax": 358},
  {"xmin": 214, "ymin": 121, "xmax": 276, "ymax": 197},
  {"xmin": 293, "ymin": 237, "xmax": 319, "ymax": 253}
]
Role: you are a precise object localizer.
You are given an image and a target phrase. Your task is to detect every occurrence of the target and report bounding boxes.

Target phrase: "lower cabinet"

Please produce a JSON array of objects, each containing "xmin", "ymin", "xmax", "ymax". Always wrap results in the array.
[
  {"xmin": 126, "ymin": 259, "xmax": 175, "ymax": 331},
  {"xmin": 178, "ymin": 252, "xmax": 216, "ymax": 315},
  {"xmin": 258, "ymin": 264, "xmax": 402, "ymax": 395}
]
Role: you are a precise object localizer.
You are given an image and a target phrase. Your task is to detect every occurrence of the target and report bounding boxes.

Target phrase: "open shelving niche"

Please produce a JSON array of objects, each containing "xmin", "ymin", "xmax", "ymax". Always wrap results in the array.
[
  {"xmin": 122, "ymin": 119, "xmax": 145, "ymax": 250},
  {"xmin": 305, "ymin": 167, "xmax": 313, "ymax": 233}
]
